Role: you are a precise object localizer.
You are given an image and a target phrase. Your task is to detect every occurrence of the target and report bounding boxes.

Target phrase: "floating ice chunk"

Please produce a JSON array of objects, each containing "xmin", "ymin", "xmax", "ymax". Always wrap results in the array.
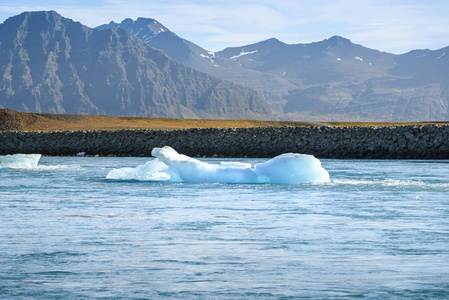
[
  {"xmin": 0, "ymin": 154, "xmax": 41, "ymax": 168},
  {"xmin": 106, "ymin": 158, "xmax": 174, "ymax": 181},
  {"xmin": 254, "ymin": 152, "xmax": 330, "ymax": 184},
  {"xmin": 152, "ymin": 146, "xmax": 259, "ymax": 183},
  {"xmin": 107, "ymin": 146, "xmax": 330, "ymax": 184}
]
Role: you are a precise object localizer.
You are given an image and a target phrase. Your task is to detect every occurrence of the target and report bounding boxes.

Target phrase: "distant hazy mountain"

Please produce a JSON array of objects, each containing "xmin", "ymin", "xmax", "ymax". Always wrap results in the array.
[
  {"xmin": 101, "ymin": 18, "xmax": 449, "ymax": 121},
  {"xmin": 0, "ymin": 11, "xmax": 271, "ymax": 119},
  {"xmin": 216, "ymin": 36, "xmax": 449, "ymax": 121}
]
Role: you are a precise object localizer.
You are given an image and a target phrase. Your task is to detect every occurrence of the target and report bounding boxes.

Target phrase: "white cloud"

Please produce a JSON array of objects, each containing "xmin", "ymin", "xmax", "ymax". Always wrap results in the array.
[{"xmin": 1, "ymin": 0, "xmax": 449, "ymax": 53}]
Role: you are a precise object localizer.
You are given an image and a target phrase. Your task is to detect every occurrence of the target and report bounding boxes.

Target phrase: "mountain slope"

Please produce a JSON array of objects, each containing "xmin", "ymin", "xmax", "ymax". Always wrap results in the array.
[
  {"xmin": 0, "ymin": 11, "xmax": 271, "ymax": 119},
  {"xmin": 103, "ymin": 17, "xmax": 449, "ymax": 121},
  {"xmin": 213, "ymin": 36, "xmax": 449, "ymax": 121},
  {"xmin": 96, "ymin": 18, "xmax": 297, "ymax": 113},
  {"xmin": 96, "ymin": 18, "xmax": 218, "ymax": 72}
]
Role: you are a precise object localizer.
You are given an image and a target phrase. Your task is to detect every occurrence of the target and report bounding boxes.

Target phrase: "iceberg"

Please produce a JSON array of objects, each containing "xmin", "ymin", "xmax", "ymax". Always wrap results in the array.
[
  {"xmin": 0, "ymin": 154, "xmax": 42, "ymax": 168},
  {"xmin": 107, "ymin": 146, "xmax": 330, "ymax": 184},
  {"xmin": 106, "ymin": 158, "xmax": 172, "ymax": 181}
]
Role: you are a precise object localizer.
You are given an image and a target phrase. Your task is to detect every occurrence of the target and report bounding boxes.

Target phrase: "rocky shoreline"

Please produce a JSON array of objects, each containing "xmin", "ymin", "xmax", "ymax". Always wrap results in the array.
[{"xmin": 1, "ymin": 125, "xmax": 449, "ymax": 159}]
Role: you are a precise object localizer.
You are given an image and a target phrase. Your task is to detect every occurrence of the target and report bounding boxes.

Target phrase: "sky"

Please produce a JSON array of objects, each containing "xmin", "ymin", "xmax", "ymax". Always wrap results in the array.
[{"xmin": 0, "ymin": 0, "xmax": 449, "ymax": 54}]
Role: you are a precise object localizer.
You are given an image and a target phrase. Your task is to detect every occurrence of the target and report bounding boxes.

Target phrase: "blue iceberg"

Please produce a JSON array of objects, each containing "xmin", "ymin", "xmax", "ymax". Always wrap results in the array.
[
  {"xmin": 0, "ymin": 154, "xmax": 41, "ymax": 168},
  {"xmin": 107, "ymin": 146, "xmax": 330, "ymax": 184}
]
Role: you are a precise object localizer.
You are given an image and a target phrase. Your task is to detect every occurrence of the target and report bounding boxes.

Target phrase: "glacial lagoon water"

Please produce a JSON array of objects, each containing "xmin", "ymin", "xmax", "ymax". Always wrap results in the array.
[{"xmin": 1, "ymin": 155, "xmax": 449, "ymax": 299}]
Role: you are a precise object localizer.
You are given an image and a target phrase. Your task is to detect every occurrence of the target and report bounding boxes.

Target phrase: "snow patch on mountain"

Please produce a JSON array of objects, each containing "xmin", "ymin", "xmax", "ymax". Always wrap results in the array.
[
  {"xmin": 414, "ymin": 53, "xmax": 431, "ymax": 58},
  {"xmin": 322, "ymin": 45, "xmax": 331, "ymax": 53},
  {"xmin": 437, "ymin": 52, "xmax": 446, "ymax": 59},
  {"xmin": 230, "ymin": 49, "xmax": 258, "ymax": 60},
  {"xmin": 201, "ymin": 54, "xmax": 215, "ymax": 63},
  {"xmin": 143, "ymin": 33, "xmax": 158, "ymax": 43}
]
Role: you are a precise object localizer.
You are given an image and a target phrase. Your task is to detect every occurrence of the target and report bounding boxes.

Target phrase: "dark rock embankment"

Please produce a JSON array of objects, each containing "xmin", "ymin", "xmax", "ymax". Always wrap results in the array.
[{"xmin": 0, "ymin": 125, "xmax": 448, "ymax": 158}]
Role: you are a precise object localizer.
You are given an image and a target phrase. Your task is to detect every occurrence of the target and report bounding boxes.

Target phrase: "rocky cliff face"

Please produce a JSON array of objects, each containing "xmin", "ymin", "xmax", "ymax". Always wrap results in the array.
[
  {"xmin": 96, "ymin": 18, "xmax": 298, "ymax": 115},
  {"xmin": 0, "ymin": 11, "xmax": 271, "ymax": 119}
]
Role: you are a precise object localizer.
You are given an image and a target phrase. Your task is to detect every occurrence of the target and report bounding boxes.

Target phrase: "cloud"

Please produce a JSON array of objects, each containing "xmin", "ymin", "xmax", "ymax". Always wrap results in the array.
[
  {"xmin": 1, "ymin": 0, "xmax": 449, "ymax": 53},
  {"xmin": 290, "ymin": 0, "xmax": 449, "ymax": 53}
]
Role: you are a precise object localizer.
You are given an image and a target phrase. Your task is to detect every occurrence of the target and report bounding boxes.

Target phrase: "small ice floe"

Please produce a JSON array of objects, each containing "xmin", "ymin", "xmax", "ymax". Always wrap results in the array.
[
  {"xmin": 0, "ymin": 154, "xmax": 41, "ymax": 168},
  {"xmin": 107, "ymin": 146, "xmax": 330, "ymax": 184}
]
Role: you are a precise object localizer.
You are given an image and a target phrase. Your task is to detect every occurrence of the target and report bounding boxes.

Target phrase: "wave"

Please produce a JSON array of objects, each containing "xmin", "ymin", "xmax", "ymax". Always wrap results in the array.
[
  {"xmin": 331, "ymin": 178, "xmax": 449, "ymax": 189},
  {"xmin": 36, "ymin": 165, "xmax": 83, "ymax": 171}
]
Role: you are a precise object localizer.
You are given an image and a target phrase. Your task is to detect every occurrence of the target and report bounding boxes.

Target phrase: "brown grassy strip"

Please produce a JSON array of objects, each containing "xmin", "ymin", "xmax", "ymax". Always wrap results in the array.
[{"xmin": 1, "ymin": 109, "xmax": 448, "ymax": 131}]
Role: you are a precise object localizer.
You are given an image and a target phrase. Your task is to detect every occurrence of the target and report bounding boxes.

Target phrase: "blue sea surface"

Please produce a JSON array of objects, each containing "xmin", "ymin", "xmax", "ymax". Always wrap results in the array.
[{"xmin": 1, "ymin": 156, "xmax": 448, "ymax": 299}]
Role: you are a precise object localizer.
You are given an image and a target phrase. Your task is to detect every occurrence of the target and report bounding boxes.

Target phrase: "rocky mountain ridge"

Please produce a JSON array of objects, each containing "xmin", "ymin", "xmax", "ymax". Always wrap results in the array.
[
  {"xmin": 0, "ymin": 11, "xmax": 271, "ymax": 120},
  {"xmin": 99, "ymin": 18, "xmax": 449, "ymax": 121}
]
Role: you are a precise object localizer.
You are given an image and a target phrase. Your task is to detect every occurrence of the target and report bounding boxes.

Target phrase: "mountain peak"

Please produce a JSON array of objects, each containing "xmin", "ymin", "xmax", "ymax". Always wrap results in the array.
[
  {"xmin": 4, "ymin": 10, "xmax": 91, "ymax": 32},
  {"xmin": 135, "ymin": 17, "xmax": 158, "ymax": 24},
  {"xmin": 97, "ymin": 17, "xmax": 170, "ymax": 38},
  {"xmin": 0, "ymin": 11, "xmax": 270, "ymax": 119},
  {"xmin": 226, "ymin": 37, "xmax": 285, "ymax": 51},
  {"xmin": 258, "ymin": 37, "xmax": 284, "ymax": 46},
  {"xmin": 0, "ymin": 10, "xmax": 87, "ymax": 38},
  {"xmin": 22, "ymin": 10, "xmax": 59, "ymax": 17},
  {"xmin": 3, "ymin": 10, "xmax": 59, "ymax": 24},
  {"xmin": 264, "ymin": 37, "xmax": 281, "ymax": 42},
  {"xmin": 325, "ymin": 35, "xmax": 352, "ymax": 45}
]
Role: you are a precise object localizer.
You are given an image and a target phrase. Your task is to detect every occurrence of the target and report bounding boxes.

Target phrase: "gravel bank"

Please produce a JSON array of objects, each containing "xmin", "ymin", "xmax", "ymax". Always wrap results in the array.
[{"xmin": 1, "ymin": 125, "xmax": 448, "ymax": 158}]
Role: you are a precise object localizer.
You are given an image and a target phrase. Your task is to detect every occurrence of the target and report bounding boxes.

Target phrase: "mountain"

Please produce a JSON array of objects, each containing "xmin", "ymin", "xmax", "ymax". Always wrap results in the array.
[
  {"xmin": 96, "ymin": 19, "xmax": 297, "ymax": 114},
  {"xmin": 0, "ymin": 11, "xmax": 271, "ymax": 119},
  {"xmin": 96, "ymin": 18, "xmax": 216, "ymax": 71},
  {"xmin": 102, "ymin": 18, "xmax": 449, "ymax": 121},
  {"xmin": 216, "ymin": 36, "xmax": 449, "ymax": 121}
]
